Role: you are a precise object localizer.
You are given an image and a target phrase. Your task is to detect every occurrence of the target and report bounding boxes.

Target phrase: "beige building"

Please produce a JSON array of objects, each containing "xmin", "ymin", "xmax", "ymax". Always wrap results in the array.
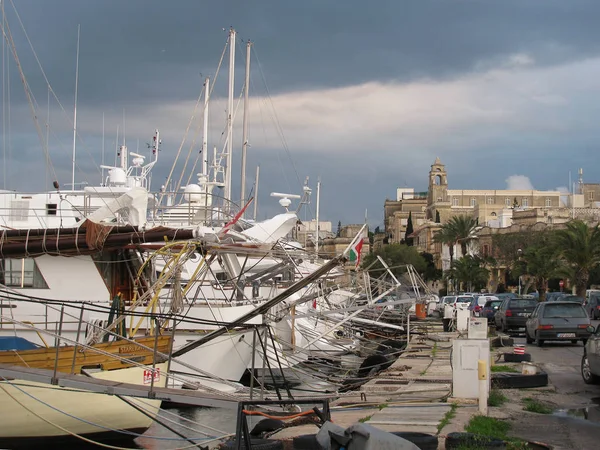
[
  {"xmin": 384, "ymin": 188, "xmax": 428, "ymax": 244},
  {"xmin": 318, "ymin": 224, "xmax": 369, "ymax": 265},
  {"xmin": 426, "ymin": 158, "xmax": 563, "ymax": 226}
]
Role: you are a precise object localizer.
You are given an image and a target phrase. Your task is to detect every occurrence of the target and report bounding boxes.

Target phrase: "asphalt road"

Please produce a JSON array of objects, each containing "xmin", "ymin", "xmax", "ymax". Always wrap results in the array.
[{"xmin": 506, "ymin": 319, "xmax": 600, "ymax": 449}]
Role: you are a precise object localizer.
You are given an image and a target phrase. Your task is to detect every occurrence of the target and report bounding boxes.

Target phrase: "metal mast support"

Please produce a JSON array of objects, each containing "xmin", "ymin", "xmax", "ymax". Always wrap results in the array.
[
  {"xmin": 225, "ymin": 28, "xmax": 236, "ymax": 202},
  {"xmin": 240, "ymin": 40, "xmax": 252, "ymax": 212},
  {"xmin": 71, "ymin": 24, "xmax": 80, "ymax": 191},
  {"xmin": 253, "ymin": 165, "xmax": 260, "ymax": 221},
  {"xmin": 202, "ymin": 77, "xmax": 210, "ymax": 178},
  {"xmin": 315, "ymin": 178, "xmax": 321, "ymax": 257}
]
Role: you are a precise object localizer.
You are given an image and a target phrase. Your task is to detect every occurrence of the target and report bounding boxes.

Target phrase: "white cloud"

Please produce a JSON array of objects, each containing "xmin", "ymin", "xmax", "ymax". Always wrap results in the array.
[{"xmin": 505, "ymin": 175, "xmax": 534, "ymax": 190}]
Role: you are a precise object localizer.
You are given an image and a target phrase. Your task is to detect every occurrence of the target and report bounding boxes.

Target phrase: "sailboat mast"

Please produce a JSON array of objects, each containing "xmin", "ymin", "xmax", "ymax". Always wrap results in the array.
[
  {"xmin": 240, "ymin": 40, "xmax": 251, "ymax": 211},
  {"xmin": 225, "ymin": 28, "xmax": 236, "ymax": 203},
  {"xmin": 202, "ymin": 77, "xmax": 209, "ymax": 177},
  {"xmin": 71, "ymin": 24, "xmax": 80, "ymax": 191},
  {"xmin": 253, "ymin": 165, "xmax": 260, "ymax": 221},
  {"xmin": 316, "ymin": 178, "xmax": 321, "ymax": 257}
]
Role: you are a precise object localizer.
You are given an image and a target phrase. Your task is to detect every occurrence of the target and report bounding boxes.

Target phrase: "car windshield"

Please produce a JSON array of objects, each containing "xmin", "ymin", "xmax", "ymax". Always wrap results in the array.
[
  {"xmin": 456, "ymin": 296, "xmax": 472, "ymax": 303},
  {"xmin": 485, "ymin": 300, "xmax": 502, "ymax": 308},
  {"xmin": 443, "ymin": 297, "xmax": 455, "ymax": 304},
  {"xmin": 509, "ymin": 299, "xmax": 537, "ymax": 308},
  {"xmin": 543, "ymin": 303, "xmax": 587, "ymax": 318}
]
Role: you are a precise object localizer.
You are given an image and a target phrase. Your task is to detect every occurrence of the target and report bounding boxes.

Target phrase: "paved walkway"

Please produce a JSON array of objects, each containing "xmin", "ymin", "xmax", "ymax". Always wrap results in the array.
[{"xmin": 273, "ymin": 322, "xmax": 461, "ymax": 446}]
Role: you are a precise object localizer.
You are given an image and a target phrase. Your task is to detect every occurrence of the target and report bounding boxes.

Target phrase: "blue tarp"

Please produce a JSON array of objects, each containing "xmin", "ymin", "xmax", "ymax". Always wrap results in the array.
[{"xmin": 0, "ymin": 336, "xmax": 39, "ymax": 351}]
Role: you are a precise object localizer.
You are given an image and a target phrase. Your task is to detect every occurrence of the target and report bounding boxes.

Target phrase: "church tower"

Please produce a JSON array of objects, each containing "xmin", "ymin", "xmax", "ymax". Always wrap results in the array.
[{"xmin": 427, "ymin": 157, "xmax": 449, "ymax": 221}]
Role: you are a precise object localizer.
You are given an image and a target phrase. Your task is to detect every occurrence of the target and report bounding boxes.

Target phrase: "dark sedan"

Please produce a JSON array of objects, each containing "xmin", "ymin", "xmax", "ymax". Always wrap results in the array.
[
  {"xmin": 495, "ymin": 298, "xmax": 538, "ymax": 332},
  {"xmin": 526, "ymin": 301, "xmax": 592, "ymax": 346},
  {"xmin": 481, "ymin": 299, "xmax": 503, "ymax": 323}
]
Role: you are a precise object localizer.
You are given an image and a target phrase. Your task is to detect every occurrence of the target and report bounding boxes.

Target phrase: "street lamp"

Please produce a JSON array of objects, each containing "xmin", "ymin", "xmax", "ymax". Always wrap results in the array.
[{"xmin": 517, "ymin": 248, "xmax": 523, "ymax": 296}]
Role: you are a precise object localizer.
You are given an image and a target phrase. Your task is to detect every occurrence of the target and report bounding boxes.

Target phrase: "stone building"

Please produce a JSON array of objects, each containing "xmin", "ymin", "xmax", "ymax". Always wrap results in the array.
[
  {"xmin": 383, "ymin": 188, "xmax": 428, "ymax": 244},
  {"xmin": 319, "ymin": 224, "xmax": 369, "ymax": 266},
  {"xmin": 425, "ymin": 158, "xmax": 563, "ymax": 226}
]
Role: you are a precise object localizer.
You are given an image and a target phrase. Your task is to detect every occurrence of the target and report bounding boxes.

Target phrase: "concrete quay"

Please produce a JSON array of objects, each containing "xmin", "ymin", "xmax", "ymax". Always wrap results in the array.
[{"xmin": 272, "ymin": 323, "xmax": 468, "ymax": 448}]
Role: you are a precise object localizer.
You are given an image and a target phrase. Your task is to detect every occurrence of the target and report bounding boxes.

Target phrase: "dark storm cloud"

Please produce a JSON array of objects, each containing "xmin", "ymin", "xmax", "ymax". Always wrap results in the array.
[{"xmin": 8, "ymin": 0, "xmax": 600, "ymax": 106}]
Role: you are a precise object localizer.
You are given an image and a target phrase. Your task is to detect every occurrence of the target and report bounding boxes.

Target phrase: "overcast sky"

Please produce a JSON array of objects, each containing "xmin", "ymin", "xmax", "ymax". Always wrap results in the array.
[{"xmin": 2, "ymin": 0, "xmax": 600, "ymax": 228}]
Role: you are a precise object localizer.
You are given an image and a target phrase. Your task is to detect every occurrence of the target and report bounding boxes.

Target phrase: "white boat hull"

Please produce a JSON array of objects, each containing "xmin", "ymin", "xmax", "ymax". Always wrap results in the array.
[{"xmin": 0, "ymin": 363, "xmax": 167, "ymax": 442}]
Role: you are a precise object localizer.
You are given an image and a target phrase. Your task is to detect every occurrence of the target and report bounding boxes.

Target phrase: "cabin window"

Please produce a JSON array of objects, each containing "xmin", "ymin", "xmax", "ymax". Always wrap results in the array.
[
  {"xmin": 46, "ymin": 204, "xmax": 58, "ymax": 215},
  {"xmin": 0, "ymin": 258, "xmax": 49, "ymax": 288}
]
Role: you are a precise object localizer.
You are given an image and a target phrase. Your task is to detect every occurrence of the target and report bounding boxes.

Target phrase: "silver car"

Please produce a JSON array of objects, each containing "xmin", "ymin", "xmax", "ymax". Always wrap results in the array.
[
  {"xmin": 582, "ymin": 323, "xmax": 600, "ymax": 384},
  {"xmin": 525, "ymin": 301, "xmax": 591, "ymax": 347}
]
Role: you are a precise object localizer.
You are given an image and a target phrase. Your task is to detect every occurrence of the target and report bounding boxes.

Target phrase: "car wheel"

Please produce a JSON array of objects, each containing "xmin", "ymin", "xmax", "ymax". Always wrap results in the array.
[
  {"xmin": 581, "ymin": 354, "xmax": 600, "ymax": 385},
  {"xmin": 536, "ymin": 332, "xmax": 544, "ymax": 347},
  {"xmin": 525, "ymin": 329, "xmax": 533, "ymax": 344}
]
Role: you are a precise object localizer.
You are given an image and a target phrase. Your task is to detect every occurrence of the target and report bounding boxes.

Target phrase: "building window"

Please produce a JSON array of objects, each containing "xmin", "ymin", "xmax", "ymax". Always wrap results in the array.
[
  {"xmin": 452, "ymin": 197, "xmax": 459, "ymax": 206},
  {"xmin": 1, "ymin": 258, "xmax": 49, "ymax": 288},
  {"xmin": 486, "ymin": 197, "xmax": 493, "ymax": 205},
  {"xmin": 505, "ymin": 198, "xmax": 511, "ymax": 207},
  {"xmin": 589, "ymin": 191, "xmax": 594, "ymax": 201},
  {"xmin": 545, "ymin": 198, "xmax": 551, "ymax": 207},
  {"xmin": 522, "ymin": 198, "xmax": 529, "ymax": 207},
  {"xmin": 470, "ymin": 198, "xmax": 476, "ymax": 207},
  {"xmin": 437, "ymin": 197, "xmax": 442, "ymax": 202}
]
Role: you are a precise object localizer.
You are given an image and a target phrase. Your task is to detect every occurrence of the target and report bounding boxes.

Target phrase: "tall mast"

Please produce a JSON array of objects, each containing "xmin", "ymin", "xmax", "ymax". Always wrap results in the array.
[
  {"xmin": 240, "ymin": 40, "xmax": 251, "ymax": 211},
  {"xmin": 71, "ymin": 24, "xmax": 80, "ymax": 191},
  {"xmin": 315, "ymin": 178, "xmax": 321, "ymax": 257},
  {"xmin": 225, "ymin": 28, "xmax": 236, "ymax": 202},
  {"xmin": 101, "ymin": 112, "xmax": 105, "ymax": 185},
  {"xmin": 202, "ymin": 77, "xmax": 209, "ymax": 177},
  {"xmin": 253, "ymin": 165, "xmax": 260, "ymax": 221}
]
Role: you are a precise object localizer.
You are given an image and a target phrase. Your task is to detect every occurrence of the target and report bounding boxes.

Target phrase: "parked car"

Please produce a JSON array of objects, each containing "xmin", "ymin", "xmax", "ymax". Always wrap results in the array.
[
  {"xmin": 437, "ymin": 295, "xmax": 456, "ymax": 313},
  {"xmin": 526, "ymin": 301, "xmax": 592, "ymax": 346},
  {"xmin": 494, "ymin": 297, "xmax": 538, "ymax": 332},
  {"xmin": 547, "ymin": 294, "xmax": 585, "ymax": 304},
  {"xmin": 582, "ymin": 323, "xmax": 600, "ymax": 384},
  {"xmin": 586, "ymin": 293, "xmax": 600, "ymax": 320},
  {"xmin": 468, "ymin": 295, "xmax": 499, "ymax": 317},
  {"xmin": 545, "ymin": 292, "xmax": 564, "ymax": 302},
  {"xmin": 453, "ymin": 295, "xmax": 474, "ymax": 310},
  {"xmin": 481, "ymin": 299, "xmax": 503, "ymax": 322}
]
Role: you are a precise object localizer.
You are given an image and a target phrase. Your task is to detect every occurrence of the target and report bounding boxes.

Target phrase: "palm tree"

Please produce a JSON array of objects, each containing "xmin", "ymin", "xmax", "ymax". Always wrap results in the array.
[
  {"xmin": 449, "ymin": 215, "xmax": 479, "ymax": 257},
  {"xmin": 446, "ymin": 255, "xmax": 489, "ymax": 293},
  {"xmin": 553, "ymin": 220, "xmax": 600, "ymax": 298},
  {"xmin": 433, "ymin": 226, "xmax": 456, "ymax": 266},
  {"xmin": 517, "ymin": 244, "xmax": 563, "ymax": 302}
]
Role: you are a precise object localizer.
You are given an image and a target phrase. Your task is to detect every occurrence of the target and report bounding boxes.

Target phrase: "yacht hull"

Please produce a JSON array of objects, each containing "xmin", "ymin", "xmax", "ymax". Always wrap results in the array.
[{"xmin": 0, "ymin": 363, "xmax": 167, "ymax": 441}]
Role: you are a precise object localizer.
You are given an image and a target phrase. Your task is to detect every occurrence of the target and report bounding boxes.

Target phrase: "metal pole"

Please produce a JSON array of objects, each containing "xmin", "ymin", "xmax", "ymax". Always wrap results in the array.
[
  {"xmin": 52, "ymin": 305, "xmax": 65, "ymax": 385},
  {"xmin": 70, "ymin": 303, "xmax": 85, "ymax": 374},
  {"xmin": 149, "ymin": 318, "xmax": 159, "ymax": 398},
  {"xmin": 71, "ymin": 24, "xmax": 80, "ymax": 191},
  {"xmin": 165, "ymin": 318, "xmax": 177, "ymax": 389},
  {"xmin": 249, "ymin": 327, "xmax": 257, "ymax": 400},
  {"xmin": 225, "ymin": 28, "xmax": 236, "ymax": 202},
  {"xmin": 315, "ymin": 178, "xmax": 321, "ymax": 258},
  {"xmin": 253, "ymin": 165, "xmax": 260, "ymax": 221},
  {"xmin": 240, "ymin": 40, "xmax": 251, "ymax": 212},
  {"xmin": 202, "ymin": 77, "xmax": 210, "ymax": 177}
]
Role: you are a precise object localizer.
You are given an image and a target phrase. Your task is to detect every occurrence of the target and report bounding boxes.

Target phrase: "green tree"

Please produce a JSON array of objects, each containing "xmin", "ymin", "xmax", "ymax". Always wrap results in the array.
[
  {"xmin": 553, "ymin": 220, "xmax": 600, "ymax": 298},
  {"xmin": 446, "ymin": 255, "xmax": 489, "ymax": 293},
  {"xmin": 433, "ymin": 225, "xmax": 456, "ymax": 266},
  {"xmin": 514, "ymin": 242, "xmax": 563, "ymax": 302},
  {"xmin": 405, "ymin": 212, "xmax": 414, "ymax": 246},
  {"xmin": 421, "ymin": 252, "xmax": 442, "ymax": 282},
  {"xmin": 434, "ymin": 215, "xmax": 478, "ymax": 258},
  {"xmin": 361, "ymin": 243, "xmax": 427, "ymax": 279},
  {"xmin": 336, "ymin": 220, "xmax": 342, "ymax": 237}
]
